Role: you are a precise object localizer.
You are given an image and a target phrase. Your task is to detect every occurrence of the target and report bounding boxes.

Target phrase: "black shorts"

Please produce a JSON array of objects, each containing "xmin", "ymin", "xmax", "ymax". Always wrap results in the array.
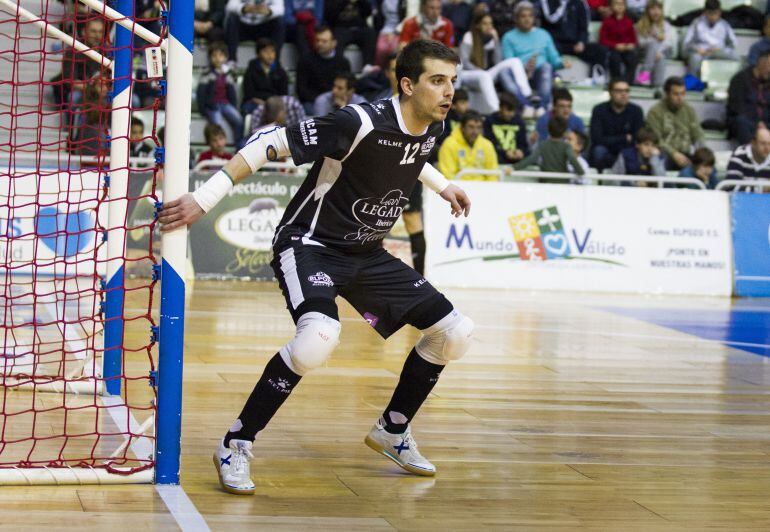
[
  {"xmin": 403, "ymin": 181, "xmax": 423, "ymax": 214},
  {"xmin": 271, "ymin": 236, "xmax": 444, "ymax": 338}
]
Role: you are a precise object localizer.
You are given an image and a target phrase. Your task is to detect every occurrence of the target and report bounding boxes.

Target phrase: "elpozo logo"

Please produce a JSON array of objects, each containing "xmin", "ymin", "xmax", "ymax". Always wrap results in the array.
[
  {"xmin": 440, "ymin": 205, "xmax": 627, "ymax": 267},
  {"xmin": 215, "ymin": 198, "xmax": 283, "ymax": 251}
]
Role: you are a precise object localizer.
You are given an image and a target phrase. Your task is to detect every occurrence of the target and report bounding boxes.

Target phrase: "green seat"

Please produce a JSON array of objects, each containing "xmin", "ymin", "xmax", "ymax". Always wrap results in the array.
[
  {"xmin": 570, "ymin": 89, "xmax": 608, "ymax": 124},
  {"xmin": 664, "ymin": 0, "xmax": 703, "ymax": 21},
  {"xmin": 701, "ymin": 59, "xmax": 744, "ymax": 92}
]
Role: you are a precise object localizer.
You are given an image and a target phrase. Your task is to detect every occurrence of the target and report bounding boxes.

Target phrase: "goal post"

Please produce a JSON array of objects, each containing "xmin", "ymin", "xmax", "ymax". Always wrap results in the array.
[{"xmin": 0, "ymin": 0, "xmax": 191, "ymax": 485}]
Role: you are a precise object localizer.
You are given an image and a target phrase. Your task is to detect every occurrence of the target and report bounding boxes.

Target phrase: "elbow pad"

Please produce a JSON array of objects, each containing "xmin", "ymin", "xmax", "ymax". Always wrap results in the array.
[{"xmin": 238, "ymin": 126, "xmax": 291, "ymax": 173}]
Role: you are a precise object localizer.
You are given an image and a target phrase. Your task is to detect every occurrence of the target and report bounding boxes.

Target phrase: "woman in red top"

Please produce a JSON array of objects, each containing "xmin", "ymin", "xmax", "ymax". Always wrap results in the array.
[{"xmin": 599, "ymin": 0, "xmax": 638, "ymax": 84}]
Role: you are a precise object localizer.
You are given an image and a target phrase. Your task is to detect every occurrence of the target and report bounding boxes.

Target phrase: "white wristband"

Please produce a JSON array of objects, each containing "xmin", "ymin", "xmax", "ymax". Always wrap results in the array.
[
  {"xmin": 191, "ymin": 170, "xmax": 233, "ymax": 213},
  {"xmin": 419, "ymin": 163, "xmax": 450, "ymax": 193}
]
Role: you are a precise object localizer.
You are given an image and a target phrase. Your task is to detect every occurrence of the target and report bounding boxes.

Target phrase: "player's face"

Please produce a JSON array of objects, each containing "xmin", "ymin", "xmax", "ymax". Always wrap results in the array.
[{"xmin": 412, "ymin": 58, "xmax": 457, "ymax": 122}]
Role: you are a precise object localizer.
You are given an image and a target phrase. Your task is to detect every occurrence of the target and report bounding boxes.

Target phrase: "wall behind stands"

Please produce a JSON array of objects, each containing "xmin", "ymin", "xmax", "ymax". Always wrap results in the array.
[{"xmin": 424, "ymin": 182, "xmax": 733, "ymax": 296}]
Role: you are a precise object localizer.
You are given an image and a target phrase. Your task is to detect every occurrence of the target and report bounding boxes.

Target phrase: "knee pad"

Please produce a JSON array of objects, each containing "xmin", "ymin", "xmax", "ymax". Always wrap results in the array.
[
  {"xmin": 279, "ymin": 312, "xmax": 341, "ymax": 375},
  {"xmin": 415, "ymin": 309, "xmax": 474, "ymax": 365}
]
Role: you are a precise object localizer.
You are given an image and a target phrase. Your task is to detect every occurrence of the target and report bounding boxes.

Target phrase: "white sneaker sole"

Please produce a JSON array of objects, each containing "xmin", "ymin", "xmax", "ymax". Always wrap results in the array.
[
  {"xmin": 212, "ymin": 454, "xmax": 256, "ymax": 495},
  {"xmin": 364, "ymin": 435, "xmax": 436, "ymax": 477}
]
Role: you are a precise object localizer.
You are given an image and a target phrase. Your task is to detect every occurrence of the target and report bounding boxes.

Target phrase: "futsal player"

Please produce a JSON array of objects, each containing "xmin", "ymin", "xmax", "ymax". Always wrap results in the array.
[{"xmin": 159, "ymin": 39, "xmax": 474, "ymax": 495}]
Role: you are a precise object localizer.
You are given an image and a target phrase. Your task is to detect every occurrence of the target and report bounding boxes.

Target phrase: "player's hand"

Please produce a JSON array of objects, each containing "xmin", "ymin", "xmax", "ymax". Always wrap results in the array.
[
  {"xmin": 440, "ymin": 184, "xmax": 471, "ymax": 218},
  {"xmin": 158, "ymin": 193, "xmax": 205, "ymax": 232}
]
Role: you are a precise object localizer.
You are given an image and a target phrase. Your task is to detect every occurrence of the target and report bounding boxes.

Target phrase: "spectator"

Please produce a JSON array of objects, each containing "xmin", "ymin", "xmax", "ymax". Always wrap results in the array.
[
  {"xmin": 324, "ymin": 0, "xmax": 377, "ymax": 67},
  {"xmin": 258, "ymin": 96, "xmax": 288, "ymax": 129},
  {"xmin": 241, "ymin": 38, "xmax": 289, "ymax": 116},
  {"xmin": 314, "ymin": 72, "xmax": 367, "ymax": 116},
  {"xmin": 727, "ymin": 50, "xmax": 770, "ymax": 145},
  {"xmin": 460, "ymin": 12, "xmax": 533, "ymax": 115},
  {"xmin": 679, "ymin": 146, "xmax": 718, "ymax": 188},
  {"xmin": 399, "ymin": 0, "xmax": 455, "ymax": 49},
  {"xmin": 646, "ymin": 76, "xmax": 704, "ymax": 169},
  {"xmin": 197, "ymin": 123, "xmax": 234, "ymax": 165},
  {"xmin": 248, "ymin": 95, "xmax": 308, "ymax": 136},
  {"xmin": 443, "ymin": 0, "xmax": 474, "ymax": 45},
  {"xmin": 197, "ymin": 42, "xmax": 244, "ymax": 146},
  {"xmin": 53, "ymin": 18, "xmax": 105, "ymax": 112},
  {"xmin": 534, "ymin": 88, "xmax": 585, "ymax": 145},
  {"xmin": 599, "ymin": 0, "xmax": 638, "ymax": 84},
  {"xmin": 285, "ymin": 0, "xmax": 323, "ymax": 56},
  {"xmin": 635, "ymin": 0, "xmax": 675, "ymax": 87},
  {"xmin": 436, "ymin": 88, "xmax": 470, "ymax": 147},
  {"xmin": 358, "ymin": 53, "xmax": 399, "ymax": 101},
  {"xmin": 129, "ymin": 117, "xmax": 154, "ymax": 166},
  {"xmin": 726, "ymin": 125, "xmax": 770, "ymax": 182},
  {"xmin": 567, "ymin": 130, "xmax": 591, "ymax": 175},
  {"xmin": 195, "ymin": 0, "xmax": 227, "ymax": 41},
  {"xmin": 485, "ymin": 0, "xmax": 524, "ymax": 36},
  {"xmin": 610, "ymin": 126, "xmax": 665, "ymax": 182},
  {"xmin": 373, "ymin": 0, "xmax": 406, "ymax": 66},
  {"xmin": 224, "ymin": 0, "xmax": 285, "ymax": 62},
  {"xmin": 484, "ymin": 92, "xmax": 529, "ymax": 163},
  {"xmin": 70, "ymin": 76, "xmax": 110, "ymax": 157},
  {"xmin": 515, "ymin": 116, "xmax": 585, "ymax": 175},
  {"xmin": 296, "ymin": 26, "xmax": 352, "ymax": 112},
  {"xmin": 748, "ymin": 15, "xmax": 770, "ymax": 67},
  {"xmin": 682, "ymin": 0, "xmax": 737, "ymax": 78},
  {"xmin": 539, "ymin": 0, "xmax": 608, "ymax": 70},
  {"xmin": 438, "ymin": 111, "xmax": 500, "ymax": 180},
  {"xmin": 589, "ymin": 78, "xmax": 644, "ymax": 171},
  {"xmin": 502, "ymin": 2, "xmax": 570, "ymax": 113},
  {"xmin": 625, "ymin": 0, "xmax": 646, "ymax": 20},
  {"xmin": 587, "ymin": 0, "xmax": 611, "ymax": 20}
]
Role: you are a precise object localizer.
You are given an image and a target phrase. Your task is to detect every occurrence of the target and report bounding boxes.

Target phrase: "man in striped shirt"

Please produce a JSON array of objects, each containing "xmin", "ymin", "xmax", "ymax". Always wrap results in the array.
[{"xmin": 726, "ymin": 125, "xmax": 770, "ymax": 185}]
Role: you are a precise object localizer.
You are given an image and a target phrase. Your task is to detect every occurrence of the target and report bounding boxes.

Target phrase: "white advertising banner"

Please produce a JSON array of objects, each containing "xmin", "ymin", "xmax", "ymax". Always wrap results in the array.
[{"xmin": 424, "ymin": 182, "xmax": 732, "ymax": 295}]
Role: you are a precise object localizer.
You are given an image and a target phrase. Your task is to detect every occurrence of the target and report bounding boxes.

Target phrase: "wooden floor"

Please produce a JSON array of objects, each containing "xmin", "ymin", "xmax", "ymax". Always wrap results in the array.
[{"xmin": 4, "ymin": 281, "xmax": 770, "ymax": 530}]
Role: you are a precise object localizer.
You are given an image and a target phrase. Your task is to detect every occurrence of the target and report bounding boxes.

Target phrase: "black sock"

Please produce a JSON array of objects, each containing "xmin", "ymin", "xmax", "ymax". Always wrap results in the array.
[
  {"xmin": 223, "ymin": 353, "xmax": 301, "ymax": 446},
  {"xmin": 409, "ymin": 231, "xmax": 426, "ymax": 275},
  {"xmin": 381, "ymin": 348, "xmax": 445, "ymax": 434}
]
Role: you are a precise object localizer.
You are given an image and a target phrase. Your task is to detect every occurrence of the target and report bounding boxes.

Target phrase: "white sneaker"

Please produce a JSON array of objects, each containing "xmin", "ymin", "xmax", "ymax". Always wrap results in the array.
[
  {"xmin": 213, "ymin": 438, "xmax": 256, "ymax": 495},
  {"xmin": 535, "ymin": 107, "xmax": 547, "ymax": 118},
  {"xmin": 522, "ymin": 106, "xmax": 536, "ymax": 119},
  {"xmin": 364, "ymin": 419, "xmax": 436, "ymax": 476}
]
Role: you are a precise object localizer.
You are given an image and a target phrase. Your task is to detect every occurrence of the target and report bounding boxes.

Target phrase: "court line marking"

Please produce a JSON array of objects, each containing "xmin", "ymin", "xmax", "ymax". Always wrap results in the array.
[{"xmin": 155, "ymin": 485, "xmax": 211, "ymax": 532}]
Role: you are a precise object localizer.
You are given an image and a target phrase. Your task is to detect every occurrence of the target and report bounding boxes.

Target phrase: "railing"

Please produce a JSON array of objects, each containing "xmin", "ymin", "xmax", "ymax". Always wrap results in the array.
[
  {"xmin": 716, "ymin": 179, "xmax": 770, "ymax": 192},
  {"xmin": 452, "ymin": 168, "xmax": 707, "ymax": 189}
]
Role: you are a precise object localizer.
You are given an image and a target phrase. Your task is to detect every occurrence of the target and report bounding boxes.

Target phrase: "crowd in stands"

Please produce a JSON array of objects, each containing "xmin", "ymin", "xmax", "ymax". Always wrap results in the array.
[{"xmin": 54, "ymin": 0, "xmax": 770, "ymax": 188}]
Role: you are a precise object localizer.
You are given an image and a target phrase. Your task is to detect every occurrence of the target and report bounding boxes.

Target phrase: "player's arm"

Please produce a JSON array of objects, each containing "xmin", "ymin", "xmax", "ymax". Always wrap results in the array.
[
  {"xmin": 420, "ymin": 163, "xmax": 471, "ymax": 218},
  {"xmin": 159, "ymin": 127, "xmax": 291, "ymax": 232}
]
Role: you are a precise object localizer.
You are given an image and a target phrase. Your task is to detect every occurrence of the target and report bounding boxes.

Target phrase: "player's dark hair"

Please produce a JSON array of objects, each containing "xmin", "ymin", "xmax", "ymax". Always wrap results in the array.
[
  {"xmin": 335, "ymin": 71, "xmax": 357, "ymax": 91},
  {"xmin": 635, "ymin": 126, "xmax": 658, "ymax": 145},
  {"xmin": 498, "ymin": 92, "xmax": 518, "ymax": 111},
  {"xmin": 692, "ymin": 147, "xmax": 715, "ymax": 167},
  {"xmin": 460, "ymin": 110, "xmax": 483, "ymax": 127},
  {"xmin": 204, "ymin": 123, "xmax": 226, "ymax": 144},
  {"xmin": 256, "ymin": 38, "xmax": 275, "ymax": 54},
  {"xmin": 552, "ymin": 88, "xmax": 573, "ymax": 105},
  {"xmin": 664, "ymin": 76, "xmax": 685, "ymax": 94},
  {"xmin": 395, "ymin": 39, "xmax": 459, "ymax": 96},
  {"xmin": 547, "ymin": 116, "xmax": 568, "ymax": 138}
]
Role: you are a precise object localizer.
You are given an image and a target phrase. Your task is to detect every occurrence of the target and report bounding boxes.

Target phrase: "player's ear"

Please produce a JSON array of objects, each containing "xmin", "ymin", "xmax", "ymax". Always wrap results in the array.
[{"xmin": 400, "ymin": 76, "xmax": 414, "ymax": 97}]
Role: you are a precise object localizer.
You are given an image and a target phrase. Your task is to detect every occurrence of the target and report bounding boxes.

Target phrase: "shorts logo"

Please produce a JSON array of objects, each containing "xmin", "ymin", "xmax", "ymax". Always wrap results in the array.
[
  {"xmin": 363, "ymin": 312, "xmax": 379, "ymax": 328},
  {"xmin": 269, "ymin": 378, "xmax": 292, "ymax": 394},
  {"xmin": 308, "ymin": 271, "xmax": 333, "ymax": 287},
  {"xmin": 420, "ymin": 136, "xmax": 436, "ymax": 155}
]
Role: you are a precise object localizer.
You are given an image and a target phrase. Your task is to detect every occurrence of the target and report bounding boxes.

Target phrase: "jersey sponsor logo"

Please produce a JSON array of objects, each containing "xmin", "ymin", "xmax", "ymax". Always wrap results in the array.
[
  {"xmin": 378, "ymin": 138, "xmax": 403, "ymax": 148},
  {"xmin": 420, "ymin": 136, "xmax": 436, "ymax": 155},
  {"xmin": 308, "ymin": 271, "xmax": 334, "ymax": 287},
  {"xmin": 299, "ymin": 118, "xmax": 318, "ymax": 146},
  {"xmin": 413, "ymin": 278, "xmax": 427, "ymax": 288},
  {"xmin": 346, "ymin": 189, "xmax": 408, "ymax": 243}
]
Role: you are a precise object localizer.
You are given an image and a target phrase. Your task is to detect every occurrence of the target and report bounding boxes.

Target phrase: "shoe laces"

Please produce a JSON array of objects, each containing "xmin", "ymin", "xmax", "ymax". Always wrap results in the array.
[
  {"xmin": 402, "ymin": 430, "xmax": 419, "ymax": 455},
  {"xmin": 230, "ymin": 441, "xmax": 254, "ymax": 474}
]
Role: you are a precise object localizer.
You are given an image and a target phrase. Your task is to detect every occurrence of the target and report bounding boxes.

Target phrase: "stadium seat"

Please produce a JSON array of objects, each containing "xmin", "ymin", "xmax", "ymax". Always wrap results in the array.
[
  {"xmin": 343, "ymin": 45, "xmax": 364, "ymax": 74},
  {"xmin": 557, "ymin": 55, "xmax": 590, "ymax": 83},
  {"xmin": 570, "ymin": 88, "xmax": 608, "ymax": 123},
  {"xmin": 701, "ymin": 59, "xmax": 744, "ymax": 99},
  {"xmin": 665, "ymin": 0, "xmax": 705, "ymax": 21}
]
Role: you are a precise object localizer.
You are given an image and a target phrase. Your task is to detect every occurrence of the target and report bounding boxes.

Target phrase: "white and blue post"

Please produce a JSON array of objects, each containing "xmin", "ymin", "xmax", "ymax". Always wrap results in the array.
[
  {"xmin": 103, "ymin": 0, "xmax": 134, "ymax": 396},
  {"xmin": 156, "ymin": 0, "xmax": 193, "ymax": 484}
]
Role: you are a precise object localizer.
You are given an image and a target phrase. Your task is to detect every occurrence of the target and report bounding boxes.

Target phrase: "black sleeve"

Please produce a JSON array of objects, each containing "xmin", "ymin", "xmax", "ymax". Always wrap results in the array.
[
  {"xmin": 726, "ymin": 72, "xmax": 745, "ymax": 119},
  {"xmin": 241, "ymin": 60, "xmax": 257, "ymax": 105},
  {"xmin": 276, "ymin": 67, "xmax": 289, "ymax": 96},
  {"xmin": 286, "ymin": 106, "xmax": 363, "ymax": 165},
  {"xmin": 295, "ymin": 58, "xmax": 314, "ymax": 103}
]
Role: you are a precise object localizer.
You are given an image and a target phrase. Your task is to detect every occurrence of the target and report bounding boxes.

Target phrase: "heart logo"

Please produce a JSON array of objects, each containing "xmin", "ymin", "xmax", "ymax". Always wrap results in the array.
[
  {"xmin": 35, "ymin": 207, "xmax": 95, "ymax": 257},
  {"xmin": 543, "ymin": 233, "xmax": 569, "ymax": 256}
]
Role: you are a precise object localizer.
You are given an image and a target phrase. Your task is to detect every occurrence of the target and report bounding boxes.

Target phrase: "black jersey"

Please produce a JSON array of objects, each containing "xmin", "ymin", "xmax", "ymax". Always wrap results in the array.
[{"xmin": 277, "ymin": 96, "xmax": 443, "ymax": 253}]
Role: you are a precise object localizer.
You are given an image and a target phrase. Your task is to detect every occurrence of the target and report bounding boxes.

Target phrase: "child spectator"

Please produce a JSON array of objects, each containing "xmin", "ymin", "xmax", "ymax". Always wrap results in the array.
[
  {"xmin": 514, "ymin": 116, "xmax": 585, "ymax": 176},
  {"xmin": 241, "ymin": 38, "xmax": 289, "ymax": 116},
  {"xmin": 197, "ymin": 123, "xmax": 234, "ymax": 165},
  {"xmin": 129, "ymin": 117, "xmax": 154, "ymax": 167},
  {"xmin": 682, "ymin": 0, "xmax": 737, "ymax": 78},
  {"xmin": 599, "ymin": 0, "xmax": 638, "ymax": 84},
  {"xmin": 196, "ymin": 42, "xmax": 244, "ymax": 146},
  {"xmin": 502, "ymin": 2, "xmax": 570, "ymax": 114},
  {"xmin": 635, "ymin": 0, "xmax": 675, "ymax": 87},
  {"xmin": 484, "ymin": 92, "xmax": 529, "ymax": 164},
  {"xmin": 678, "ymin": 146, "xmax": 718, "ymax": 188},
  {"xmin": 438, "ymin": 111, "xmax": 500, "ymax": 181},
  {"xmin": 460, "ymin": 12, "xmax": 533, "ymax": 116},
  {"xmin": 610, "ymin": 126, "xmax": 665, "ymax": 182},
  {"xmin": 567, "ymin": 130, "xmax": 591, "ymax": 175}
]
